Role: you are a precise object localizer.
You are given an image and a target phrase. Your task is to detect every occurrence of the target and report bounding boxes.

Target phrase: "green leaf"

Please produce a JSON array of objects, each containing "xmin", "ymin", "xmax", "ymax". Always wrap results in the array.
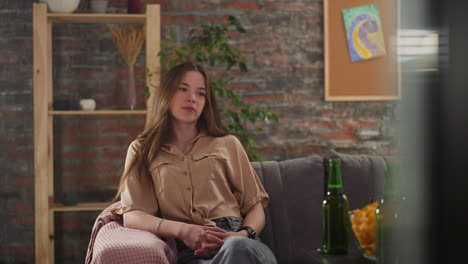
[
  {"xmin": 228, "ymin": 16, "xmax": 237, "ymax": 24},
  {"xmin": 239, "ymin": 62, "xmax": 248, "ymax": 73}
]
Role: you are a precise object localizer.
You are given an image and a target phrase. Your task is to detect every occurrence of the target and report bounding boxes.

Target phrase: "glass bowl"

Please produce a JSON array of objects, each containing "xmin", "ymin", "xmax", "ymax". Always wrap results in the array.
[{"xmin": 349, "ymin": 209, "xmax": 377, "ymax": 261}]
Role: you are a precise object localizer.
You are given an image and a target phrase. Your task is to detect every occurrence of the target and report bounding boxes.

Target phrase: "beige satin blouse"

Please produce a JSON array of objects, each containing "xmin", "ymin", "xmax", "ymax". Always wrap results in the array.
[{"xmin": 115, "ymin": 132, "xmax": 270, "ymax": 226}]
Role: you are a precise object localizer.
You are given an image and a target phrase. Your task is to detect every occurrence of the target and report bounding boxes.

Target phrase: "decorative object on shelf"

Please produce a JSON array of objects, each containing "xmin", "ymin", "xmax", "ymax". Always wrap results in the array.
[
  {"xmin": 79, "ymin": 87, "xmax": 96, "ymax": 111},
  {"xmin": 90, "ymin": 0, "xmax": 108, "ymax": 13},
  {"xmin": 39, "ymin": 0, "xmax": 80, "ymax": 13},
  {"xmin": 107, "ymin": 24, "xmax": 146, "ymax": 110},
  {"xmin": 80, "ymin": 99, "xmax": 96, "ymax": 111},
  {"xmin": 127, "ymin": 0, "xmax": 142, "ymax": 13}
]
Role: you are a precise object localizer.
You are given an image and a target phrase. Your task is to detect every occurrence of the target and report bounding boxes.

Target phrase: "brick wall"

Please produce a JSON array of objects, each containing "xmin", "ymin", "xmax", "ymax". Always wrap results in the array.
[{"xmin": 0, "ymin": 0, "xmax": 397, "ymax": 263}]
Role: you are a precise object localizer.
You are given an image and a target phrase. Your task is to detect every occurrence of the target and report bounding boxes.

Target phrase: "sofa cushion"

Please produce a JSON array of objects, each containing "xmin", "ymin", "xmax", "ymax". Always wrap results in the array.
[{"xmin": 323, "ymin": 150, "xmax": 387, "ymax": 210}]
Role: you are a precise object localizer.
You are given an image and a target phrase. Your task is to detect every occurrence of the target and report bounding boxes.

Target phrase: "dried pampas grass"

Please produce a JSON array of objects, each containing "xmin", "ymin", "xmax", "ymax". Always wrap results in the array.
[{"xmin": 107, "ymin": 24, "xmax": 146, "ymax": 66}]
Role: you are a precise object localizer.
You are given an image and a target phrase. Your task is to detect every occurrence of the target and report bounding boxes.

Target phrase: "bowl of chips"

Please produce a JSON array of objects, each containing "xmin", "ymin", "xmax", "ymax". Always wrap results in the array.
[{"xmin": 349, "ymin": 202, "xmax": 379, "ymax": 261}]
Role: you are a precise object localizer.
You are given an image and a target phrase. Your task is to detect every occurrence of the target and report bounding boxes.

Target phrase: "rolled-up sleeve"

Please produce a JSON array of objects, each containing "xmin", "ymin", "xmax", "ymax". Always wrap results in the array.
[
  {"xmin": 114, "ymin": 140, "xmax": 159, "ymax": 216},
  {"xmin": 224, "ymin": 135, "xmax": 270, "ymax": 216}
]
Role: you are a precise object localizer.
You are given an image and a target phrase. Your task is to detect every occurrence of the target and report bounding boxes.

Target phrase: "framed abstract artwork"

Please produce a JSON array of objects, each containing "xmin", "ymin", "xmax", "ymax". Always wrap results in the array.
[
  {"xmin": 324, "ymin": 0, "xmax": 400, "ymax": 101},
  {"xmin": 343, "ymin": 3, "xmax": 386, "ymax": 62}
]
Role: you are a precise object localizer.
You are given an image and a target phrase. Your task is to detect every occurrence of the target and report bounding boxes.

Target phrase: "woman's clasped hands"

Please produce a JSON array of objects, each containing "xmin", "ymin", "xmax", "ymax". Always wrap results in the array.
[{"xmin": 180, "ymin": 224, "xmax": 246, "ymax": 259}]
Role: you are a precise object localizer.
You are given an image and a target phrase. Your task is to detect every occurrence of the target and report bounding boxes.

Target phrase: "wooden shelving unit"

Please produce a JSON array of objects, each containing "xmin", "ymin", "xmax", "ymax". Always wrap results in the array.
[
  {"xmin": 47, "ymin": 13, "xmax": 146, "ymax": 24},
  {"xmin": 32, "ymin": 3, "xmax": 160, "ymax": 263}
]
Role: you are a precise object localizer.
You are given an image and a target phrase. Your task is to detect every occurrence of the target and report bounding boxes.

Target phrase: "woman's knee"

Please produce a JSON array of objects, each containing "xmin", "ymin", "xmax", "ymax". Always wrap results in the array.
[
  {"xmin": 223, "ymin": 236, "xmax": 253, "ymax": 251},
  {"xmin": 217, "ymin": 236, "xmax": 277, "ymax": 263}
]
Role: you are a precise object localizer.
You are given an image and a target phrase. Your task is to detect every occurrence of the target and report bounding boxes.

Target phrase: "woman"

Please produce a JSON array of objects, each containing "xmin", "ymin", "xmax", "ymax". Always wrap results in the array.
[{"xmin": 114, "ymin": 62, "xmax": 277, "ymax": 264}]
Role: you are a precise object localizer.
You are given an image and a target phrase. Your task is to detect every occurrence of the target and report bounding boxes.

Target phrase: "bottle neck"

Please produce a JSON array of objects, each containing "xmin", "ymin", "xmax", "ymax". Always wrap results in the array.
[
  {"xmin": 327, "ymin": 160, "xmax": 344, "ymax": 194},
  {"xmin": 327, "ymin": 187, "xmax": 344, "ymax": 196}
]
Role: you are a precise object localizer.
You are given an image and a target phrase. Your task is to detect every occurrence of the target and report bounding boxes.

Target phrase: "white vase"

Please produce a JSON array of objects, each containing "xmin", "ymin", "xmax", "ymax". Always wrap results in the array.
[
  {"xmin": 40, "ymin": 0, "xmax": 80, "ymax": 13},
  {"xmin": 90, "ymin": 0, "xmax": 108, "ymax": 13},
  {"xmin": 80, "ymin": 99, "xmax": 96, "ymax": 111}
]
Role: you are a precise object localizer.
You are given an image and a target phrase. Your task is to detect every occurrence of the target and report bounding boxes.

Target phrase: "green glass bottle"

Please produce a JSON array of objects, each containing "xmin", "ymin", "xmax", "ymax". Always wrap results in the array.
[
  {"xmin": 322, "ymin": 158, "xmax": 350, "ymax": 254},
  {"xmin": 376, "ymin": 165, "xmax": 400, "ymax": 264}
]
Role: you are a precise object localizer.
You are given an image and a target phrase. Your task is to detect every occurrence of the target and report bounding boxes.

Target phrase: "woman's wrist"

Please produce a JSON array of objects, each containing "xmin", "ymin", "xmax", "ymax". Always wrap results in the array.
[
  {"xmin": 237, "ymin": 230, "xmax": 249, "ymax": 237},
  {"xmin": 175, "ymin": 222, "xmax": 191, "ymax": 239},
  {"xmin": 155, "ymin": 219, "xmax": 165, "ymax": 235},
  {"xmin": 155, "ymin": 219, "xmax": 190, "ymax": 239}
]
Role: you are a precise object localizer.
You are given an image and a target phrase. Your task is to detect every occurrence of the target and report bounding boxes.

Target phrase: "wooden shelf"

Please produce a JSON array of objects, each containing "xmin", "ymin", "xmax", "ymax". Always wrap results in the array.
[
  {"xmin": 51, "ymin": 202, "xmax": 113, "ymax": 212},
  {"xmin": 49, "ymin": 110, "xmax": 147, "ymax": 115},
  {"xmin": 34, "ymin": 3, "xmax": 160, "ymax": 262},
  {"xmin": 48, "ymin": 13, "xmax": 145, "ymax": 24}
]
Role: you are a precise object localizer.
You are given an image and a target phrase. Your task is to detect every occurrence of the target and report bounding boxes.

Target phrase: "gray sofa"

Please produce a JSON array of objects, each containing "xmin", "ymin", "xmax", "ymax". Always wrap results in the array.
[
  {"xmin": 87, "ymin": 150, "xmax": 392, "ymax": 264},
  {"xmin": 253, "ymin": 150, "xmax": 391, "ymax": 264}
]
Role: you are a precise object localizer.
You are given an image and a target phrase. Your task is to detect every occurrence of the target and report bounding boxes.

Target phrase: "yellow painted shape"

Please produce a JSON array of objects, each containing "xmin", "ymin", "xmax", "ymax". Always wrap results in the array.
[{"xmin": 352, "ymin": 19, "xmax": 372, "ymax": 59}]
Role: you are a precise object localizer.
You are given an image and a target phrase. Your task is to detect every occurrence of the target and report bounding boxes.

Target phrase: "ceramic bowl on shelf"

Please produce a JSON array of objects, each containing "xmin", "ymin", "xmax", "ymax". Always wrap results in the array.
[
  {"xmin": 80, "ymin": 99, "xmax": 96, "ymax": 111},
  {"xmin": 40, "ymin": 0, "xmax": 80, "ymax": 14}
]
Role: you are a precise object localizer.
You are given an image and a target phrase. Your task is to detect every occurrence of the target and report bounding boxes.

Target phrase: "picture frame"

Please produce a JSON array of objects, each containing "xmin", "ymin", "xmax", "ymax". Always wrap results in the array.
[{"xmin": 324, "ymin": 0, "xmax": 400, "ymax": 101}]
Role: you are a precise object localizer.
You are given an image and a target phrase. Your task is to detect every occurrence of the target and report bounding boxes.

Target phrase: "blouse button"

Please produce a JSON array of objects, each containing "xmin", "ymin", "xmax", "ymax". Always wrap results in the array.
[
  {"xmin": 186, "ymin": 187, "xmax": 191, "ymax": 191},
  {"xmin": 183, "ymin": 171, "xmax": 188, "ymax": 175}
]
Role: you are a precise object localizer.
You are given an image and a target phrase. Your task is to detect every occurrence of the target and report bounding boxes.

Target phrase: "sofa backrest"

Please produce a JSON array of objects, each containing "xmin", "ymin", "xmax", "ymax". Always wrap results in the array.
[
  {"xmin": 252, "ymin": 151, "xmax": 391, "ymax": 264},
  {"xmin": 252, "ymin": 155, "xmax": 324, "ymax": 264}
]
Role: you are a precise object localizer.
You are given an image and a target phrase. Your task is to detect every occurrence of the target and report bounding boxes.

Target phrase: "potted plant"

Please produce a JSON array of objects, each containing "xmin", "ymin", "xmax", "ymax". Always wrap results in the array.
[{"xmin": 79, "ymin": 87, "xmax": 96, "ymax": 111}]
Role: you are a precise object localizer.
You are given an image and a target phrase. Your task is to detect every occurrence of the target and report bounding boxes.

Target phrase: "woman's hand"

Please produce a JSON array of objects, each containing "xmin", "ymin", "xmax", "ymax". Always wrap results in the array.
[
  {"xmin": 193, "ymin": 230, "xmax": 248, "ymax": 257},
  {"xmin": 206, "ymin": 230, "xmax": 249, "ymax": 241},
  {"xmin": 179, "ymin": 224, "xmax": 226, "ymax": 258}
]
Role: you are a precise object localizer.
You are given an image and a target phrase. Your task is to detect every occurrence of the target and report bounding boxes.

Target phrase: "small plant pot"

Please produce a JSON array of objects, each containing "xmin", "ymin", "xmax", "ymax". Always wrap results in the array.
[{"xmin": 80, "ymin": 99, "xmax": 96, "ymax": 111}]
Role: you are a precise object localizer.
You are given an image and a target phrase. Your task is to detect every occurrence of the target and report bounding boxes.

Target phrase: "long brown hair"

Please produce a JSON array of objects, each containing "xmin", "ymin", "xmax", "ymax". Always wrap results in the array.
[{"xmin": 114, "ymin": 62, "xmax": 227, "ymax": 201}]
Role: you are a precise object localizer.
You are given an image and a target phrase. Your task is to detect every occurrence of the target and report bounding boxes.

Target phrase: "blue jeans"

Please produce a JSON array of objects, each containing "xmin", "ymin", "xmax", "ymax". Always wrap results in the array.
[{"xmin": 176, "ymin": 217, "xmax": 277, "ymax": 264}]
